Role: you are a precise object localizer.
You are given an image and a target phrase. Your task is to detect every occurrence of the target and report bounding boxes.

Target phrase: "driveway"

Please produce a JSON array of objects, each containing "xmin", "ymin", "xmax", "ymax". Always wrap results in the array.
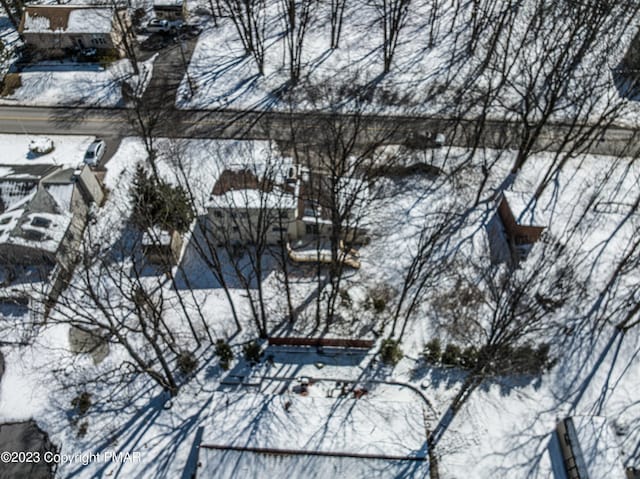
[{"xmin": 140, "ymin": 34, "xmax": 199, "ymax": 108}]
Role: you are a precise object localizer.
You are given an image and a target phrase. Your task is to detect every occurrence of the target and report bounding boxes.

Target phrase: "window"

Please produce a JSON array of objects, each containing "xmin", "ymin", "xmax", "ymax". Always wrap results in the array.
[
  {"xmin": 24, "ymin": 230, "xmax": 45, "ymax": 241},
  {"xmin": 31, "ymin": 217, "xmax": 51, "ymax": 228},
  {"xmin": 305, "ymin": 224, "xmax": 319, "ymax": 235},
  {"xmin": 279, "ymin": 211, "xmax": 289, "ymax": 219},
  {"xmin": 272, "ymin": 227, "xmax": 287, "ymax": 233},
  {"xmin": 213, "ymin": 210, "xmax": 223, "ymax": 218}
]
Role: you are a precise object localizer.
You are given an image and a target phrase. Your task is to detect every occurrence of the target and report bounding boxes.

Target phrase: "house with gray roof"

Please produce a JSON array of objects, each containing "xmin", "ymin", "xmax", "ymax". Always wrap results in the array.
[{"xmin": 0, "ymin": 163, "xmax": 104, "ymax": 267}]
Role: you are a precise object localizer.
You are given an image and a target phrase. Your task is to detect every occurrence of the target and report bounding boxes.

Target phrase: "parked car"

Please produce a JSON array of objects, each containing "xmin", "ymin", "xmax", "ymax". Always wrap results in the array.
[
  {"xmin": 84, "ymin": 139, "xmax": 105, "ymax": 166},
  {"xmin": 140, "ymin": 33, "xmax": 173, "ymax": 51},
  {"xmin": 146, "ymin": 18, "xmax": 182, "ymax": 33},
  {"xmin": 179, "ymin": 24, "xmax": 203, "ymax": 39}
]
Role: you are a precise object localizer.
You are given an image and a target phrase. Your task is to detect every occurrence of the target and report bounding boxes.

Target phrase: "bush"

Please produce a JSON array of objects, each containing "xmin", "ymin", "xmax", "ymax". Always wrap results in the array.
[
  {"xmin": 372, "ymin": 297, "xmax": 386, "ymax": 313},
  {"xmin": 368, "ymin": 284, "xmax": 394, "ymax": 314},
  {"xmin": 29, "ymin": 138, "xmax": 55, "ymax": 156},
  {"xmin": 475, "ymin": 343, "xmax": 555, "ymax": 377},
  {"xmin": 77, "ymin": 421, "xmax": 88, "ymax": 438},
  {"xmin": 97, "ymin": 50, "xmax": 119, "ymax": 68},
  {"xmin": 441, "ymin": 343, "xmax": 462, "ymax": 367},
  {"xmin": 177, "ymin": 350, "xmax": 198, "ymax": 376},
  {"xmin": 1, "ymin": 73, "xmax": 21, "ymax": 97},
  {"xmin": 215, "ymin": 339, "xmax": 233, "ymax": 370},
  {"xmin": 339, "ymin": 289, "xmax": 352, "ymax": 308},
  {"xmin": 509, "ymin": 343, "xmax": 554, "ymax": 375},
  {"xmin": 423, "ymin": 338, "xmax": 441, "ymax": 364},
  {"xmin": 460, "ymin": 346, "xmax": 478, "ymax": 369},
  {"xmin": 131, "ymin": 8, "xmax": 146, "ymax": 27},
  {"xmin": 71, "ymin": 392, "xmax": 92, "ymax": 416},
  {"xmin": 380, "ymin": 339, "xmax": 403, "ymax": 366},
  {"xmin": 243, "ymin": 341, "xmax": 262, "ymax": 365}
]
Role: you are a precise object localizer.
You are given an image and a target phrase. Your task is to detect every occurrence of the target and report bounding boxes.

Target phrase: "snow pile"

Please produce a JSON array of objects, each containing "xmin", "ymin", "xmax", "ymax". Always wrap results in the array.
[{"xmin": 28, "ymin": 137, "xmax": 54, "ymax": 156}]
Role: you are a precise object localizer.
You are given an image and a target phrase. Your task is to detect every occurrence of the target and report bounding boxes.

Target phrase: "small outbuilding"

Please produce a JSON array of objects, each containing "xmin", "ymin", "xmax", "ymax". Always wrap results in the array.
[
  {"xmin": 153, "ymin": 0, "xmax": 188, "ymax": 22},
  {"xmin": 142, "ymin": 228, "xmax": 184, "ymax": 266},
  {"xmin": 497, "ymin": 190, "xmax": 546, "ymax": 260}
]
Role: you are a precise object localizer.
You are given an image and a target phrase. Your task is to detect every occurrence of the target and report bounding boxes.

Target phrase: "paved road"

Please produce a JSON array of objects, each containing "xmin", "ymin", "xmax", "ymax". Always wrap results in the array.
[{"xmin": 0, "ymin": 104, "xmax": 638, "ymax": 157}]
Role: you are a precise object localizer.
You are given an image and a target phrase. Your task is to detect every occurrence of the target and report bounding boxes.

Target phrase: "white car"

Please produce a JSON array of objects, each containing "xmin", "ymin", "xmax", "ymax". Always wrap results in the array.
[
  {"xmin": 84, "ymin": 139, "xmax": 105, "ymax": 166},
  {"xmin": 146, "ymin": 18, "xmax": 182, "ymax": 33}
]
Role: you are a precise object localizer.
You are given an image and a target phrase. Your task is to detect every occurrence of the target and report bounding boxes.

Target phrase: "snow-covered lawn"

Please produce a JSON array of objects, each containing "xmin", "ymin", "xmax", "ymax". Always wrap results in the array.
[
  {"xmin": 0, "ymin": 57, "xmax": 154, "ymax": 107},
  {"xmin": 0, "ymin": 133, "xmax": 95, "ymax": 166}
]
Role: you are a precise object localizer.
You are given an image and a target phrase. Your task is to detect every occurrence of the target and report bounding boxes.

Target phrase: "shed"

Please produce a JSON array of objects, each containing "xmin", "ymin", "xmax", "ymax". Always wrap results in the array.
[
  {"xmin": 497, "ymin": 190, "xmax": 546, "ymax": 260},
  {"xmin": 153, "ymin": 0, "xmax": 188, "ymax": 21},
  {"xmin": 142, "ymin": 228, "xmax": 183, "ymax": 266}
]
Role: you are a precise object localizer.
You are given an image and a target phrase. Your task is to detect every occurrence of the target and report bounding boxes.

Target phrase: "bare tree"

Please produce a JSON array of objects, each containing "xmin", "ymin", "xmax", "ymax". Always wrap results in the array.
[
  {"xmin": 166, "ymin": 142, "xmax": 244, "ymax": 334},
  {"xmin": 281, "ymin": 0, "xmax": 316, "ymax": 84},
  {"xmin": 0, "ymin": 0, "xmax": 21, "ymax": 30},
  {"xmin": 296, "ymin": 110, "xmax": 398, "ymax": 328},
  {"xmin": 53, "ymin": 228, "xmax": 184, "ymax": 397},
  {"xmin": 328, "ymin": 0, "xmax": 347, "ymax": 49},
  {"xmin": 205, "ymin": 143, "xmax": 297, "ymax": 336},
  {"xmin": 373, "ymin": 0, "xmax": 410, "ymax": 73},
  {"xmin": 223, "ymin": 0, "xmax": 268, "ymax": 74},
  {"xmin": 429, "ymin": 241, "xmax": 575, "ymax": 445}
]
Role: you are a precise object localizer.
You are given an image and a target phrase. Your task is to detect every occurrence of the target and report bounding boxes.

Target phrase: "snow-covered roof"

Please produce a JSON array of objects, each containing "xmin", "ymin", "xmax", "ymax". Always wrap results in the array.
[
  {"xmin": 153, "ymin": 0, "xmax": 183, "ymax": 7},
  {"xmin": 0, "ymin": 206, "xmax": 72, "ymax": 254},
  {"xmin": 21, "ymin": 6, "xmax": 114, "ymax": 34},
  {"xmin": 209, "ymin": 160, "xmax": 300, "ymax": 211},
  {"xmin": 43, "ymin": 183, "xmax": 74, "ymax": 213},
  {"xmin": 142, "ymin": 228, "xmax": 173, "ymax": 246},
  {"xmin": 0, "ymin": 164, "xmax": 59, "ymax": 182},
  {"xmin": 502, "ymin": 190, "xmax": 547, "ymax": 227},
  {"xmin": 209, "ymin": 188, "xmax": 298, "ymax": 210},
  {"xmin": 0, "ymin": 165, "xmax": 78, "ymax": 256}
]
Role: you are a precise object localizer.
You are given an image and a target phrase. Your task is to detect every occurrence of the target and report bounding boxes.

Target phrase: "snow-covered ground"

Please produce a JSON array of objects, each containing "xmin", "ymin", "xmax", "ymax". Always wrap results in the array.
[
  {"xmin": 177, "ymin": 0, "xmax": 640, "ymax": 126},
  {"xmin": 0, "ymin": 133, "xmax": 95, "ymax": 166},
  {"xmin": 0, "ymin": 136, "xmax": 639, "ymax": 478},
  {"xmin": 0, "ymin": 57, "xmax": 154, "ymax": 107}
]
